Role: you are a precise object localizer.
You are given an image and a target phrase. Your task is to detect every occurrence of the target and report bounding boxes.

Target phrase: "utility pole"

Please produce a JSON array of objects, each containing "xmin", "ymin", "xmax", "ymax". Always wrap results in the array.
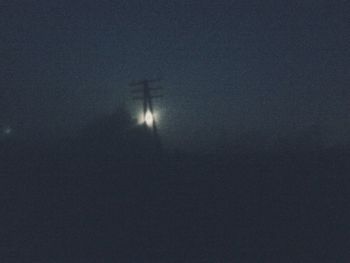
[{"xmin": 130, "ymin": 79, "xmax": 163, "ymax": 149}]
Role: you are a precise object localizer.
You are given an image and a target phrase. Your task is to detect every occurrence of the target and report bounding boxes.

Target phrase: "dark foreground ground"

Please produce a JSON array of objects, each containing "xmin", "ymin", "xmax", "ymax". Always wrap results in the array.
[{"xmin": 1, "ymin": 151, "xmax": 349, "ymax": 263}]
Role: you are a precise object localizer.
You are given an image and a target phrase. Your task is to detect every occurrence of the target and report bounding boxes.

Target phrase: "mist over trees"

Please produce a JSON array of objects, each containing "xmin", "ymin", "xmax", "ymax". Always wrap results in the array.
[{"xmin": 0, "ymin": 106, "xmax": 349, "ymax": 176}]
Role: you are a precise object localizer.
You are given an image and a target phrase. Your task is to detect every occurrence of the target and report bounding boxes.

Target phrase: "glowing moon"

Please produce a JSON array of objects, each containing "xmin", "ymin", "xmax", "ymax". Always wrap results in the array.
[{"xmin": 145, "ymin": 111, "xmax": 154, "ymax": 126}]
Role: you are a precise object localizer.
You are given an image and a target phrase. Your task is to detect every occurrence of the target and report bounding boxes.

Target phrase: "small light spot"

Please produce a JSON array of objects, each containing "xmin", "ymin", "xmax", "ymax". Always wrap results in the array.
[{"xmin": 3, "ymin": 127, "xmax": 12, "ymax": 135}]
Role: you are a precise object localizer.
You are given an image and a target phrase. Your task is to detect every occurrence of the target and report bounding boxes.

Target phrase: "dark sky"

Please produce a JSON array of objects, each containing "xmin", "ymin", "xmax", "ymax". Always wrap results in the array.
[{"xmin": 1, "ymin": 0, "xmax": 349, "ymax": 148}]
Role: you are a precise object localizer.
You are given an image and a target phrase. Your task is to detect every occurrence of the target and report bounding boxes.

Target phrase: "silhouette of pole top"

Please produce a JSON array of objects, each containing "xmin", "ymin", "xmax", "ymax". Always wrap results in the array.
[{"xmin": 129, "ymin": 78, "xmax": 163, "ymax": 151}]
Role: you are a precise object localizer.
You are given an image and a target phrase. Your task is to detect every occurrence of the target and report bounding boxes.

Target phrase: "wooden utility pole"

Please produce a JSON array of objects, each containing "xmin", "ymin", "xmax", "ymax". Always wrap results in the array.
[{"xmin": 130, "ymin": 79, "xmax": 163, "ymax": 148}]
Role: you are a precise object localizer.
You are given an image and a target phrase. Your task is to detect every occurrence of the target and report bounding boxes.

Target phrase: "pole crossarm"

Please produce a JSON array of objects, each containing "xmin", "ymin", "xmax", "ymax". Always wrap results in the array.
[{"xmin": 129, "ymin": 79, "xmax": 161, "ymax": 87}]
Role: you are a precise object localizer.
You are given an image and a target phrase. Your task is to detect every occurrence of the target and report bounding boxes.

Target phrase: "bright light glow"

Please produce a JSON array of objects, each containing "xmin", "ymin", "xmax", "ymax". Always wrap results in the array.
[
  {"xmin": 145, "ymin": 111, "xmax": 154, "ymax": 127},
  {"xmin": 137, "ymin": 110, "xmax": 159, "ymax": 126}
]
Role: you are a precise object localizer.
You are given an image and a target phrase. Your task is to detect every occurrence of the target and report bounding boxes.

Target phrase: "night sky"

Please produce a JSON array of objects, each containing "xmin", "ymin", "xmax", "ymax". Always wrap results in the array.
[
  {"xmin": 1, "ymin": 0, "xmax": 349, "ymax": 148},
  {"xmin": 1, "ymin": 2, "xmax": 350, "ymax": 262}
]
